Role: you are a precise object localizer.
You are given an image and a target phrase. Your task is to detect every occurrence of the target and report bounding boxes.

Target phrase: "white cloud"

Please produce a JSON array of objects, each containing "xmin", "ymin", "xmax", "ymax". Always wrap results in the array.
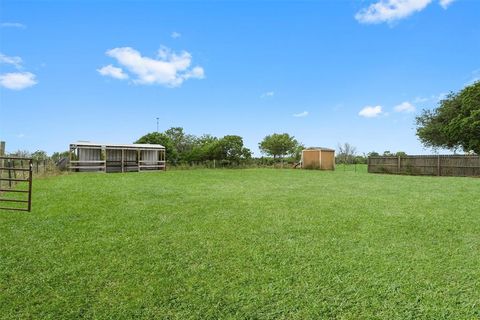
[
  {"xmin": 17, "ymin": 133, "xmax": 25, "ymax": 138},
  {"xmin": 97, "ymin": 64, "xmax": 129, "ymax": 80},
  {"xmin": 0, "ymin": 53, "xmax": 23, "ymax": 69},
  {"xmin": 261, "ymin": 91, "xmax": 274, "ymax": 98},
  {"xmin": 413, "ymin": 96, "xmax": 429, "ymax": 103},
  {"xmin": 99, "ymin": 46, "xmax": 204, "ymax": 87},
  {"xmin": 359, "ymin": 105, "xmax": 383, "ymax": 118},
  {"xmin": 355, "ymin": 0, "xmax": 432, "ymax": 24},
  {"xmin": 394, "ymin": 101, "xmax": 416, "ymax": 113},
  {"xmin": 171, "ymin": 32, "xmax": 181, "ymax": 39},
  {"xmin": 293, "ymin": 111, "xmax": 309, "ymax": 117},
  {"xmin": 0, "ymin": 72, "xmax": 37, "ymax": 90},
  {"xmin": 0, "ymin": 22, "xmax": 26, "ymax": 29},
  {"xmin": 355, "ymin": 0, "xmax": 456, "ymax": 24},
  {"xmin": 439, "ymin": 0, "xmax": 455, "ymax": 9}
]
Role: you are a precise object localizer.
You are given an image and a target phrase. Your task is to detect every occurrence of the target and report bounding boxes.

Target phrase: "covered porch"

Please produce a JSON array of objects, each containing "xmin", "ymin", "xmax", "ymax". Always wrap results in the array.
[{"xmin": 69, "ymin": 142, "xmax": 166, "ymax": 173}]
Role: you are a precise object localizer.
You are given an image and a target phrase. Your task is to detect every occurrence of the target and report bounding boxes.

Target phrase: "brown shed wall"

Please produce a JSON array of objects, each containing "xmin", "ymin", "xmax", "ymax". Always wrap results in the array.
[
  {"xmin": 302, "ymin": 150, "xmax": 335, "ymax": 170},
  {"xmin": 320, "ymin": 150, "xmax": 335, "ymax": 170},
  {"xmin": 303, "ymin": 150, "xmax": 321, "ymax": 169}
]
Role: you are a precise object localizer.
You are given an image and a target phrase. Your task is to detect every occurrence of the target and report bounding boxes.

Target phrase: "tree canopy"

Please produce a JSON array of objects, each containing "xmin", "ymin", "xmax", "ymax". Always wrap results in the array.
[
  {"xmin": 416, "ymin": 81, "xmax": 480, "ymax": 154},
  {"xmin": 210, "ymin": 135, "xmax": 252, "ymax": 162},
  {"xmin": 31, "ymin": 150, "xmax": 48, "ymax": 161},
  {"xmin": 258, "ymin": 133, "xmax": 299, "ymax": 159},
  {"xmin": 135, "ymin": 132, "xmax": 179, "ymax": 162},
  {"xmin": 136, "ymin": 129, "xmax": 251, "ymax": 164}
]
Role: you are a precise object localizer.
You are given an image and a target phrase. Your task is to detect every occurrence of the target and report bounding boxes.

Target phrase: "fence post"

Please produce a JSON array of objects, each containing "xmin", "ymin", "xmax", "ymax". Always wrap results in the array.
[
  {"xmin": 8, "ymin": 160, "xmax": 12, "ymax": 188},
  {"xmin": 0, "ymin": 142, "xmax": 4, "ymax": 188},
  {"xmin": 28, "ymin": 159, "xmax": 33, "ymax": 212},
  {"xmin": 437, "ymin": 155, "xmax": 441, "ymax": 176},
  {"xmin": 397, "ymin": 156, "xmax": 401, "ymax": 173}
]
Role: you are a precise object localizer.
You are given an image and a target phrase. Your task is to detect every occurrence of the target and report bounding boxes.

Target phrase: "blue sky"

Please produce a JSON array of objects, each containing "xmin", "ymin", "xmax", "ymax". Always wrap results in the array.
[{"xmin": 1, "ymin": 0, "xmax": 479, "ymax": 156}]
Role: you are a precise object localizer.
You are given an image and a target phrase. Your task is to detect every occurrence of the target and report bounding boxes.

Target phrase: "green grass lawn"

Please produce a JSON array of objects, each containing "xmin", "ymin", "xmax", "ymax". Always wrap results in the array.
[{"xmin": 1, "ymin": 168, "xmax": 479, "ymax": 319}]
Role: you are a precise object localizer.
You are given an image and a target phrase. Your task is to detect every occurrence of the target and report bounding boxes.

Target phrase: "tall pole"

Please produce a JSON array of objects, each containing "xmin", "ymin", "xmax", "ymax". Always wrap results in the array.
[{"xmin": 156, "ymin": 117, "xmax": 159, "ymax": 133}]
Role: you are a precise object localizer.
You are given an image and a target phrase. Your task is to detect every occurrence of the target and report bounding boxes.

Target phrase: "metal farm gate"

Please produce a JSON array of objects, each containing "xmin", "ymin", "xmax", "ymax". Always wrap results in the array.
[{"xmin": 0, "ymin": 157, "xmax": 33, "ymax": 212}]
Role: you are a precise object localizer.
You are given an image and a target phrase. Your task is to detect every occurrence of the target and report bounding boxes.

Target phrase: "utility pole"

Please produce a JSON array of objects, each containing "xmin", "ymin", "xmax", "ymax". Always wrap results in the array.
[{"xmin": 156, "ymin": 117, "xmax": 159, "ymax": 133}]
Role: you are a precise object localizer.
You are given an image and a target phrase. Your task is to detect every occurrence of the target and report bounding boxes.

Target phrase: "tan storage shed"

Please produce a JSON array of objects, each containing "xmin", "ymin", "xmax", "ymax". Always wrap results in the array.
[{"xmin": 301, "ymin": 148, "xmax": 335, "ymax": 170}]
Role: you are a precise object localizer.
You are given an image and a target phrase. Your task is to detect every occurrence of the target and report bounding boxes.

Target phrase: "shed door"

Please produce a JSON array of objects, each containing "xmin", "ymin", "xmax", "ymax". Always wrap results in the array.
[
  {"xmin": 321, "ymin": 151, "xmax": 335, "ymax": 170},
  {"xmin": 302, "ymin": 151, "xmax": 320, "ymax": 168}
]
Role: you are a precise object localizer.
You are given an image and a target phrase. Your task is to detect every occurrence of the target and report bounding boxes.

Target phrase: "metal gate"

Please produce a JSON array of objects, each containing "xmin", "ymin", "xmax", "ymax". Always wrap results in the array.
[{"xmin": 0, "ymin": 157, "xmax": 33, "ymax": 212}]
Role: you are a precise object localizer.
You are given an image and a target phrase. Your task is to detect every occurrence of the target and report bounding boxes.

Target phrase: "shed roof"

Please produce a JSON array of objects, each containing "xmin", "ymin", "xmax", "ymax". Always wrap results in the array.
[
  {"xmin": 70, "ymin": 141, "xmax": 165, "ymax": 149},
  {"xmin": 303, "ymin": 147, "xmax": 335, "ymax": 152}
]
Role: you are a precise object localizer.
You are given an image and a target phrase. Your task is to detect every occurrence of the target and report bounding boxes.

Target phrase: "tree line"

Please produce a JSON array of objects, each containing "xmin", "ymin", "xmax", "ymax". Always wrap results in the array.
[
  {"xmin": 135, "ymin": 129, "xmax": 304, "ymax": 165},
  {"xmin": 5, "ymin": 136, "xmax": 410, "ymax": 168},
  {"xmin": 335, "ymin": 142, "xmax": 408, "ymax": 165}
]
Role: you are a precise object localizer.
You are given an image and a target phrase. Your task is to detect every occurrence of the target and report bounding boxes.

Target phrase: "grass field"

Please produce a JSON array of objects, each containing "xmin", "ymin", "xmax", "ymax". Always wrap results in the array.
[{"xmin": 1, "ymin": 168, "xmax": 479, "ymax": 319}]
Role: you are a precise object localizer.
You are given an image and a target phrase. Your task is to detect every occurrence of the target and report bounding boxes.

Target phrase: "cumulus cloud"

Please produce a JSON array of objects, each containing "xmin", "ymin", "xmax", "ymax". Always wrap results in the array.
[
  {"xmin": 0, "ymin": 53, "xmax": 37, "ymax": 90},
  {"xmin": 359, "ymin": 105, "xmax": 383, "ymax": 118},
  {"xmin": 293, "ymin": 111, "xmax": 309, "ymax": 117},
  {"xmin": 0, "ymin": 72, "xmax": 37, "ymax": 90},
  {"xmin": 0, "ymin": 53, "xmax": 23, "ymax": 69},
  {"xmin": 171, "ymin": 32, "xmax": 181, "ymax": 39},
  {"xmin": 97, "ymin": 64, "xmax": 129, "ymax": 79},
  {"xmin": 355, "ymin": 0, "xmax": 431, "ymax": 24},
  {"xmin": 98, "ymin": 46, "xmax": 204, "ymax": 87},
  {"xmin": 439, "ymin": 0, "xmax": 455, "ymax": 9},
  {"xmin": 0, "ymin": 22, "xmax": 26, "ymax": 29},
  {"xmin": 394, "ymin": 101, "xmax": 416, "ymax": 113},
  {"xmin": 261, "ymin": 91, "xmax": 274, "ymax": 98},
  {"xmin": 355, "ymin": 0, "xmax": 456, "ymax": 24}
]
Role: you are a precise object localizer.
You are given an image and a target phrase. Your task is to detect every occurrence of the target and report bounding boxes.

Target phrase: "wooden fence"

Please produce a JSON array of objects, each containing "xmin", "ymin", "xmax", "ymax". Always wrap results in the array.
[{"xmin": 368, "ymin": 155, "xmax": 480, "ymax": 177}]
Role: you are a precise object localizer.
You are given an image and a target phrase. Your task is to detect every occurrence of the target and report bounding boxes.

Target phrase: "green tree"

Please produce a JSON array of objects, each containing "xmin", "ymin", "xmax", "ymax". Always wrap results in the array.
[
  {"xmin": 259, "ymin": 133, "xmax": 299, "ymax": 160},
  {"xmin": 31, "ymin": 150, "xmax": 48, "ymax": 161},
  {"xmin": 185, "ymin": 135, "xmax": 219, "ymax": 162},
  {"xmin": 292, "ymin": 143, "xmax": 305, "ymax": 161},
  {"xmin": 135, "ymin": 132, "xmax": 179, "ymax": 163},
  {"xmin": 416, "ymin": 81, "xmax": 480, "ymax": 154},
  {"xmin": 51, "ymin": 151, "xmax": 70, "ymax": 163},
  {"xmin": 354, "ymin": 155, "xmax": 367, "ymax": 164},
  {"xmin": 164, "ymin": 127, "xmax": 197, "ymax": 159},
  {"xmin": 214, "ymin": 135, "xmax": 251, "ymax": 163}
]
